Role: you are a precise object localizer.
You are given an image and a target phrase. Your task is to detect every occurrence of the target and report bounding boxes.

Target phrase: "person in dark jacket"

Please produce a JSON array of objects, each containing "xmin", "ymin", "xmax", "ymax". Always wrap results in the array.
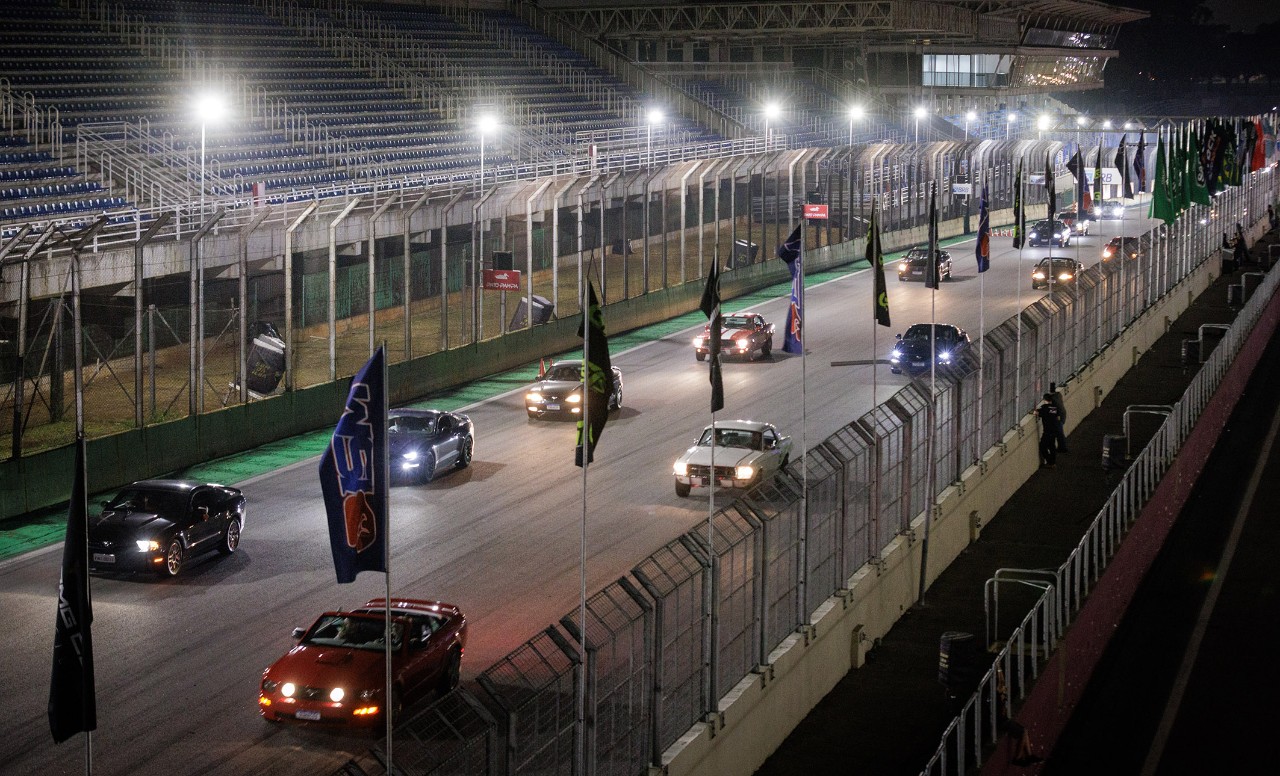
[
  {"xmin": 1036, "ymin": 394, "xmax": 1062, "ymax": 468},
  {"xmin": 1048, "ymin": 382, "xmax": 1068, "ymax": 452}
]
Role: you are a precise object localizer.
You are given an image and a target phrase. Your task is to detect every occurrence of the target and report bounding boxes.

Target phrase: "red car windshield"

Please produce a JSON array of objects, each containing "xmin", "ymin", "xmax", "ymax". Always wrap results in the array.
[{"xmin": 304, "ymin": 614, "xmax": 404, "ymax": 652}]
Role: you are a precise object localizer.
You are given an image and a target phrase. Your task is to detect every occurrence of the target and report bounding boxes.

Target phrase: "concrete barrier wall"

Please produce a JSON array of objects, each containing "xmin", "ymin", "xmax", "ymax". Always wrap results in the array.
[{"xmin": 658, "ymin": 250, "xmax": 1217, "ymax": 776}]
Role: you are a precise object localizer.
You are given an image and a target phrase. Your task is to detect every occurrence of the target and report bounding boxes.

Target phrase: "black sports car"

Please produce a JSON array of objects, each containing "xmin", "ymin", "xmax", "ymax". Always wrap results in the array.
[
  {"xmin": 897, "ymin": 247, "xmax": 953, "ymax": 282},
  {"xmin": 526, "ymin": 360, "xmax": 623, "ymax": 420},
  {"xmin": 889, "ymin": 323, "xmax": 971, "ymax": 375},
  {"xmin": 89, "ymin": 480, "xmax": 246, "ymax": 578},
  {"xmin": 389, "ymin": 408, "xmax": 474, "ymax": 484},
  {"xmin": 1027, "ymin": 219, "xmax": 1072, "ymax": 248}
]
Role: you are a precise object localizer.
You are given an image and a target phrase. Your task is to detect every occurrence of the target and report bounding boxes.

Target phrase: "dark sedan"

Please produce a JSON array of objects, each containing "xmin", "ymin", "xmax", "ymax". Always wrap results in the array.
[
  {"xmin": 389, "ymin": 409, "xmax": 474, "ymax": 485},
  {"xmin": 526, "ymin": 360, "xmax": 623, "ymax": 420},
  {"xmin": 889, "ymin": 323, "xmax": 971, "ymax": 375},
  {"xmin": 1027, "ymin": 219, "xmax": 1072, "ymax": 248},
  {"xmin": 896, "ymin": 247, "xmax": 953, "ymax": 282},
  {"xmin": 1031, "ymin": 257, "xmax": 1085, "ymax": 289},
  {"xmin": 89, "ymin": 480, "xmax": 245, "ymax": 577}
]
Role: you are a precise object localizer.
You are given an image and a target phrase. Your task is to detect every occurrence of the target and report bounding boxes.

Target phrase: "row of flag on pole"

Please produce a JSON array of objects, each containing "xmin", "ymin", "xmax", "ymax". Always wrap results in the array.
[{"xmin": 1149, "ymin": 117, "xmax": 1268, "ymax": 225}]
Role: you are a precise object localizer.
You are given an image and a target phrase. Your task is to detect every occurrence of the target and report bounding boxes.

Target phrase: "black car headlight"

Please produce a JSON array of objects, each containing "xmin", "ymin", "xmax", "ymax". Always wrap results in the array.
[
  {"xmin": 890, "ymin": 349, "xmax": 902, "ymax": 363},
  {"xmin": 525, "ymin": 391, "xmax": 544, "ymax": 404},
  {"xmin": 136, "ymin": 539, "xmax": 160, "ymax": 552},
  {"xmin": 402, "ymin": 450, "xmax": 419, "ymax": 461}
]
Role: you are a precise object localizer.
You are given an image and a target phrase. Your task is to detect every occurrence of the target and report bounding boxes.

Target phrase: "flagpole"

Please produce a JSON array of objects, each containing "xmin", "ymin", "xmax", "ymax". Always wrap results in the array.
[
  {"xmin": 799, "ymin": 217, "xmax": 808, "ymax": 620},
  {"xmin": 977, "ymin": 174, "xmax": 985, "ymax": 463},
  {"xmin": 1015, "ymin": 159, "xmax": 1023, "ymax": 420},
  {"xmin": 919, "ymin": 181, "xmax": 938, "ymax": 605},
  {"xmin": 872, "ymin": 199, "xmax": 879, "ymax": 408},
  {"xmin": 379, "ymin": 343, "xmax": 392, "ymax": 767},
  {"xmin": 70, "ymin": 240, "xmax": 93, "ymax": 775},
  {"xmin": 576, "ymin": 273, "xmax": 590, "ymax": 776}
]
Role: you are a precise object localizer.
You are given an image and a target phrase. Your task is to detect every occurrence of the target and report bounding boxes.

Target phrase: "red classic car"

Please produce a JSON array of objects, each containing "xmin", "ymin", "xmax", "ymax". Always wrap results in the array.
[
  {"xmin": 258, "ymin": 598, "xmax": 467, "ymax": 727},
  {"xmin": 693, "ymin": 311, "xmax": 774, "ymax": 361}
]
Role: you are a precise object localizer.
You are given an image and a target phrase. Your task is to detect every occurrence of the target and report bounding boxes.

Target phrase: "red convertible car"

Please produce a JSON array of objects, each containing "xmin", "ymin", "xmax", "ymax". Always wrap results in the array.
[
  {"xmin": 258, "ymin": 598, "xmax": 467, "ymax": 726},
  {"xmin": 693, "ymin": 311, "xmax": 774, "ymax": 361}
]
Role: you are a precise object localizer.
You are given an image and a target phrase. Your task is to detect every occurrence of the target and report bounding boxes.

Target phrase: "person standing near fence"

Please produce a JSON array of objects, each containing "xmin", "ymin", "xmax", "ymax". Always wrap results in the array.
[
  {"xmin": 1037, "ymin": 394, "xmax": 1061, "ymax": 468},
  {"xmin": 1048, "ymin": 382, "xmax": 1068, "ymax": 453}
]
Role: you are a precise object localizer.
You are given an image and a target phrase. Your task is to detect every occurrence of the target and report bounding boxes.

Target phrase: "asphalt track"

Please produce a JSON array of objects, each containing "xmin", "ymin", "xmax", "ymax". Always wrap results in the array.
[
  {"xmin": 0, "ymin": 207, "xmax": 1196, "ymax": 776},
  {"xmin": 755, "ymin": 225, "xmax": 1280, "ymax": 776}
]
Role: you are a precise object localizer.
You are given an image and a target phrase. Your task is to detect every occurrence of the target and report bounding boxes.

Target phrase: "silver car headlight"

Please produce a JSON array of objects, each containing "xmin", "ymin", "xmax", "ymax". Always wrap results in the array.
[
  {"xmin": 673, "ymin": 461, "xmax": 688, "ymax": 476},
  {"xmin": 526, "ymin": 391, "xmax": 543, "ymax": 403},
  {"xmin": 735, "ymin": 465, "xmax": 755, "ymax": 480}
]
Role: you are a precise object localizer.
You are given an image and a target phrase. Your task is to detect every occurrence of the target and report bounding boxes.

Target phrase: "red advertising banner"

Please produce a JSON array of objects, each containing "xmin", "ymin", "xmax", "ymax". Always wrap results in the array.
[
  {"xmin": 803, "ymin": 204, "xmax": 829, "ymax": 219},
  {"xmin": 483, "ymin": 269, "xmax": 522, "ymax": 291}
]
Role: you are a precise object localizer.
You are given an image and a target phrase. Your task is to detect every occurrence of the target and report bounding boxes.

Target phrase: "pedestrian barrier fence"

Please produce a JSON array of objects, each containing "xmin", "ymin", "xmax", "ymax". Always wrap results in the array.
[{"xmin": 325, "ymin": 168, "xmax": 1280, "ymax": 776}]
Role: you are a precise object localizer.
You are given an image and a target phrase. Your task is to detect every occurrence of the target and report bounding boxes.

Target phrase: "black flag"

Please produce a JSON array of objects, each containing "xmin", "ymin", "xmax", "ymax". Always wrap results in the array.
[
  {"xmin": 49, "ymin": 434, "xmax": 96, "ymax": 743},
  {"xmin": 1045, "ymin": 152, "xmax": 1056, "ymax": 224},
  {"xmin": 575, "ymin": 282, "xmax": 613, "ymax": 466},
  {"xmin": 700, "ymin": 261, "xmax": 725, "ymax": 412},
  {"xmin": 869, "ymin": 204, "xmax": 890, "ymax": 327},
  {"xmin": 1115, "ymin": 135, "xmax": 1134, "ymax": 199},
  {"xmin": 924, "ymin": 182, "xmax": 940, "ymax": 289}
]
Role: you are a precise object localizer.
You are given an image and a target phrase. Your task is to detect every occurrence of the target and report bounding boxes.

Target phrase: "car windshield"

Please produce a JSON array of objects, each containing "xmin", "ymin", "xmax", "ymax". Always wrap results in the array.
[
  {"xmin": 904, "ymin": 249, "xmax": 935, "ymax": 263},
  {"xmin": 545, "ymin": 364, "xmax": 581, "ymax": 382},
  {"xmin": 698, "ymin": 428, "xmax": 762, "ymax": 449},
  {"xmin": 902, "ymin": 324, "xmax": 954, "ymax": 342},
  {"xmin": 389, "ymin": 414, "xmax": 436, "ymax": 433},
  {"xmin": 1037, "ymin": 259, "xmax": 1078, "ymax": 271},
  {"xmin": 1033, "ymin": 220, "xmax": 1065, "ymax": 231},
  {"xmin": 106, "ymin": 487, "xmax": 188, "ymax": 515},
  {"xmin": 722, "ymin": 316, "xmax": 753, "ymax": 329},
  {"xmin": 304, "ymin": 614, "xmax": 404, "ymax": 651}
]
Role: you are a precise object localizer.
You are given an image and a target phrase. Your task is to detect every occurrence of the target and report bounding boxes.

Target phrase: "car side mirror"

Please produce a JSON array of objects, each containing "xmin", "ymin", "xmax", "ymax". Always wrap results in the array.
[
  {"xmin": 292, "ymin": 627, "xmax": 306, "ymax": 640},
  {"xmin": 895, "ymin": 333, "xmax": 902, "ymax": 340}
]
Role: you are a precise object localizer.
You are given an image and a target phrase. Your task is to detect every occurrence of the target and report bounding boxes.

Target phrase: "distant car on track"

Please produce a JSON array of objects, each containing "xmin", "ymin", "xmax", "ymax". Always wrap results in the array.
[
  {"xmin": 672, "ymin": 420, "xmax": 792, "ymax": 497},
  {"xmin": 89, "ymin": 479, "xmax": 245, "ymax": 578},
  {"xmin": 1101, "ymin": 236, "xmax": 1141, "ymax": 262},
  {"xmin": 1028, "ymin": 219, "xmax": 1072, "ymax": 248},
  {"xmin": 693, "ymin": 311, "xmax": 774, "ymax": 361},
  {"xmin": 888, "ymin": 323, "xmax": 971, "ymax": 375},
  {"xmin": 389, "ymin": 409, "xmax": 473, "ymax": 485},
  {"xmin": 897, "ymin": 246, "xmax": 953, "ymax": 282},
  {"xmin": 258, "ymin": 598, "xmax": 467, "ymax": 727},
  {"xmin": 1096, "ymin": 200, "xmax": 1126, "ymax": 219},
  {"xmin": 1059, "ymin": 207, "xmax": 1093, "ymax": 235},
  {"xmin": 526, "ymin": 360, "xmax": 623, "ymax": 420}
]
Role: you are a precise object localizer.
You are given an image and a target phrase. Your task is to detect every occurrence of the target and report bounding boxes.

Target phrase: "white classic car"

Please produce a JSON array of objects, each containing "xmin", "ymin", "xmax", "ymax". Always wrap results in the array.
[{"xmin": 672, "ymin": 420, "xmax": 792, "ymax": 497}]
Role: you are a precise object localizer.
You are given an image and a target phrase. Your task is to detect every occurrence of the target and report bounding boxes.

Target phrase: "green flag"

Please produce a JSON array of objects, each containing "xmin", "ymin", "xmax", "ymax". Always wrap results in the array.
[
  {"xmin": 1169, "ymin": 129, "xmax": 1186, "ymax": 216},
  {"xmin": 1149, "ymin": 133, "xmax": 1176, "ymax": 225},
  {"xmin": 1012, "ymin": 157, "xmax": 1024, "ymax": 249}
]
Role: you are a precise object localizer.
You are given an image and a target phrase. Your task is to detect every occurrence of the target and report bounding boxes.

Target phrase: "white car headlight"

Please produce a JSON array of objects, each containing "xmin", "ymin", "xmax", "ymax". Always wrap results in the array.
[
  {"xmin": 693, "ymin": 336, "xmax": 704, "ymax": 347},
  {"xmin": 890, "ymin": 349, "xmax": 902, "ymax": 362},
  {"xmin": 1032, "ymin": 271, "xmax": 1045, "ymax": 279},
  {"xmin": 526, "ymin": 391, "xmax": 543, "ymax": 403},
  {"xmin": 567, "ymin": 393, "xmax": 581, "ymax": 403},
  {"xmin": 673, "ymin": 461, "xmax": 688, "ymax": 476},
  {"xmin": 281, "ymin": 682, "xmax": 296, "ymax": 698},
  {"xmin": 1058, "ymin": 272, "xmax": 1073, "ymax": 281},
  {"xmin": 329, "ymin": 687, "xmax": 345, "ymax": 703},
  {"xmin": 938, "ymin": 351, "xmax": 952, "ymax": 362},
  {"xmin": 735, "ymin": 465, "xmax": 755, "ymax": 481},
  {"xmin": 402, "ymin": 450, "xmax": 419, "ymax": 461},
  {"xmin": 899, "ymin": 262, "xmax": 908, "ymax": 272},
  {"xmin": 136, "ymin": 539, "xmax": 160, "ymax": 552}
]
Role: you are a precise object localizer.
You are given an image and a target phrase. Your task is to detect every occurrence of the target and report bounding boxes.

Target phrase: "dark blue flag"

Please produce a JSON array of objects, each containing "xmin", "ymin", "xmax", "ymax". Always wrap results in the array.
[
  {"xmin": 1135, "ymin": 133, "xmax": 1147, "ymax": 193},
  {"xmin": 975, "ymin": 183, "xmax": 991, "ymax": 273},
  {"xmin": 700, "ymin": 261, "xmax": 724, "ymax": 413},
  {"xmin": 777, "ymin": 223, "xmax": 803, "ymax": 354},
  {"xmin": 49, "ymin": 434, "xmax": 96, "ymax": 744},
  {"xmin": 319, "ymin": 346, "xmax": 388, "ymax": 584}
]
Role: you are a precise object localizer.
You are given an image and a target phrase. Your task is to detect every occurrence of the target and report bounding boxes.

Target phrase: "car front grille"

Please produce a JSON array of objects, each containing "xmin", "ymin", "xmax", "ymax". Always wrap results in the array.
[{"xmin": 687, "ymin": 464, "xmax": 736, "ymax": 479}]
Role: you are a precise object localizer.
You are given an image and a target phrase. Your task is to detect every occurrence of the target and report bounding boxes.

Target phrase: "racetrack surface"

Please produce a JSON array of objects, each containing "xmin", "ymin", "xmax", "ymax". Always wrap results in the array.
[{"xmin": 0, "ymin": 211, "xmax": 1161, "ymax": 776}]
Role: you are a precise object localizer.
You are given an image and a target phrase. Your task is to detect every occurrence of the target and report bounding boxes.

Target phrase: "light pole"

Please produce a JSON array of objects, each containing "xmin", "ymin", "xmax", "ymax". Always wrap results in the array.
[
  {"xmin": 477, "ymin": 112, "xmax": 498, "ymax": 196},
  {"xmin": 914, "ymin": 105, "xmax": 926, "ymax": 144},
  {"xmin": 763, "ymin": 101, "xmax": 780, "ymax": 151},
  {"xmin": 848, "ymin": 104, "xmax": 865, "ymax": 146},
  {"xmin": 194, "ymin": 92, "xmax": 225, "ymax": 217},
  {"xmin": 1007, "ymin": 111, "xmax": 1017, "ymax": 141},
  {"xmin": 646, "ymin": 107, "xmax": 664, "ymax": 167},
  {"xmin": 1038, "ymin": 113, "xmax": 1051, "ymax": 141}
]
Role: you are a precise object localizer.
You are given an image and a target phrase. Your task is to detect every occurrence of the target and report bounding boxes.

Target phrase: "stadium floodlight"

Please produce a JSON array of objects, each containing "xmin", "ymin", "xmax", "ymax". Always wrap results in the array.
[
  {"xmin": 1103, "ymin": 120, "xmax": 1113, "ymax": 130},
  {"xmin": 646, "ymin": 108, "xmax": 664, "ymax": 167},
  {"xmin": 476, "ymin": 113, "xmax": 499, "ymax": 195},
  {"xmin": 913, "ymin": 105, "xmax": 927, "ymax": 144},
  {"xmin": 1076, "ymin": 116, "xmax": 1088, "ymax": 127},
  {"xmin": 848, "ymin": 104, "xmax": 865, "ymax": 145},
  {"xmin": 194, "ymin": 92, "xmax": 227, "ymax": 216},
  {"xmin": 965, "ymin": 110, "xmax": 976, "ymax": 139},
  {"xmin": 1007, "ymin": 112, "xmax": 1017, "ymax": 140},
  {"xmin": 763, "ymin": 102, "xmax": 781, "ymax": 151}
]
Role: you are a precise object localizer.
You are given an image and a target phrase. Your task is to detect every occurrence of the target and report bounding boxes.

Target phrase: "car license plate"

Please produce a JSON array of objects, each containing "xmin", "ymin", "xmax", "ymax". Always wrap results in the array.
[
  {"xmin": 912, "ymin": 270, "xmax": 922, "ymax": 275},
  {"xmin": 92, "ymin": 553, "xmax": 115, "ymax": 564},
  {"xmin": 913, "ymin": 361, "xmax": 927, "ymax": 367},
  {"xmin": 546, "ymin": 403, "xmax": 560, "ymax": 411},
  {"xmin": 295, "ymin": 710, "xmax": 321, "ymax": 721}
]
